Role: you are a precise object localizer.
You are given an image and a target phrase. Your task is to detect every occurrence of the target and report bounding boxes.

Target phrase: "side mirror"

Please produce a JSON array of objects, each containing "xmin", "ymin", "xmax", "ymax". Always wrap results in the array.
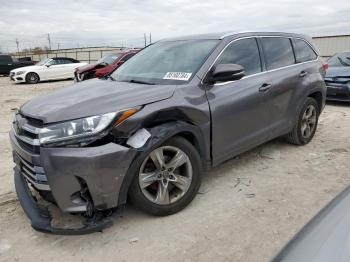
[
  {"xmin": 45, "ymin": 64, "xmax": 51, "ymax": 67},
  {"xmin": 207, "ymin": 64, "xmax": 245, "ymax": 84}
]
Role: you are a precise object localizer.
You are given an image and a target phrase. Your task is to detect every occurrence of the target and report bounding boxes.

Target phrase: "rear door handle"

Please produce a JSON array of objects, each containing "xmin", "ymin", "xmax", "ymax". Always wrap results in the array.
[
  {"xmin": 299, "ymin": 71, "xmax": 308, "ymax": 77},
  {"xmin": 259, "ymin": 83, "xmax": 272, "ymax": 92}
]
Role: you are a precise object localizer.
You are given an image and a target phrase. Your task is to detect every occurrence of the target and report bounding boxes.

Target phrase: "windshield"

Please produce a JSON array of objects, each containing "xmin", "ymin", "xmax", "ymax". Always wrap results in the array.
[
  {"xmin": 328, "ymin": 52, "xmax": 350, "ymax": 67},
  {"xmin": 36, "ymin": 58, "xmax": 52, "ymax": 66},
  {"xmin": 97, "ymin": 53, "xmax": 121, "ymax": 65},
  {"xmin": 110, "ymin": 40, "xmax": 219, "ymax": 85}
]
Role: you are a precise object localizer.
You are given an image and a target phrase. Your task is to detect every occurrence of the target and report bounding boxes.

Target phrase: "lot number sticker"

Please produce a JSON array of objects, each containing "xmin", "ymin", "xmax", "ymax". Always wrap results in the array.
[{"xmin": 163, "ymin": 72, "xmax": 192, "ymax": 81}]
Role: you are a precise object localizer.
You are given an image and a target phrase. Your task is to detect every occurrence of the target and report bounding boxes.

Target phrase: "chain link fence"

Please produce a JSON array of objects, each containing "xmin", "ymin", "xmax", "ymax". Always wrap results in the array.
[{"xmin": 12, "ymin": 47, "xmax": 135, "ymax": 63}]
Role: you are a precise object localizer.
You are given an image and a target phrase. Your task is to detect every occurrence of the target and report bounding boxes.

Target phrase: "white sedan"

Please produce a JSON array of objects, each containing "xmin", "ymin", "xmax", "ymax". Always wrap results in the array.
[{"xmin": 10, "ymin": 57, "xmax": 87, "ymax": 84}]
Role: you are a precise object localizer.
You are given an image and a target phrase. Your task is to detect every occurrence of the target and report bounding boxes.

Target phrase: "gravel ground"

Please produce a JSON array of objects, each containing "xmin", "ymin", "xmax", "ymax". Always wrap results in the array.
[{"xmin": 0, "ymin": 76, "xmax": 349, "ymax": 262}]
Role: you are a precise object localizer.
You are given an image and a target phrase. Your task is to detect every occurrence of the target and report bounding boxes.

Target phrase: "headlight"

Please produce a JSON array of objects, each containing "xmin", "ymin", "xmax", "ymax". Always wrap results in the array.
[
  {"xmin": 39, "ymin": 108, "xmax": 140, "ymax": 145},
  {"xmin": 16, "ymin": 71, "xmax": 25, "ymax": 75}
]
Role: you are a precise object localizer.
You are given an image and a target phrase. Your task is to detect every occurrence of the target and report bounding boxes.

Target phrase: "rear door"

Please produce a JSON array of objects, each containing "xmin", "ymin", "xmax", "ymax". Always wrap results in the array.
[
  {"xmin": 206, "ymin": 37, "xmax": 272, "ymax": 165},
  {"xmin": 259, "ymin": 37, "xmax": 301, "ymax": 138}
]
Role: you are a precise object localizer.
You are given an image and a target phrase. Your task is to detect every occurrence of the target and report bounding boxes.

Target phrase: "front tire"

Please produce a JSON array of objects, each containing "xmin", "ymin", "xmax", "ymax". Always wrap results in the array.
[
  {"xmin": 25, "ymin": 72, "xmax": 40, "ymax": 84},
  {"xmin": 129, "ymin": 136, "xmax": 202, "ymax": 216},
  {"xmin": 285, "ymin": 97, "xmax": 319, "ymax": 145}
]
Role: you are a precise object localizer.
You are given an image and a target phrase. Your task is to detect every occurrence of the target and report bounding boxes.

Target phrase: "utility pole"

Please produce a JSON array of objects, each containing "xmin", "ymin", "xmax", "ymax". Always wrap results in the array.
[
  {"xmin": 15, "ymin": 38, "xmax": 19, "ymax": 55},
  {"xmin": 47, "ymin": 33, "xmax": 51, "ymax": 50},
  {"xmin": 144, "ymin": 33, "xmax": 147, "ymax": 47},
  {"xmin": 149, "ymin": 33, "xmax": 152, "ymax": 44},
  {"xmin": 57, "ymin": 43, "xmax": 60, "ymax": 50}
]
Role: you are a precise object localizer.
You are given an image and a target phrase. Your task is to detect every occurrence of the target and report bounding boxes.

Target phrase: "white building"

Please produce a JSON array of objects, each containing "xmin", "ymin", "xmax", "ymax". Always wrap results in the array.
[{"xmin": 312, "ymin": 35, "xmax": 350, "ymax": 58}]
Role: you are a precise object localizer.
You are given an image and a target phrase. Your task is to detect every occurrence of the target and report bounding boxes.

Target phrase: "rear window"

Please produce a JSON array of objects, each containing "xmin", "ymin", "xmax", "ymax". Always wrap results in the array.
[
  {"xmin": 261, "ymin": 37, "xmax": 295, "ymax": 70},
  {"xmin": 292, "ymin": 39, "xmax": 317, "ymax": 63}
]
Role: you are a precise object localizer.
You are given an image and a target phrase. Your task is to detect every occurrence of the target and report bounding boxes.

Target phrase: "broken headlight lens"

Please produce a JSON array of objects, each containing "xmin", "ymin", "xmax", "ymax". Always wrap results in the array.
[{"xmin": 38, "ymin": 108, "xmax": 140, "ymax": 145}]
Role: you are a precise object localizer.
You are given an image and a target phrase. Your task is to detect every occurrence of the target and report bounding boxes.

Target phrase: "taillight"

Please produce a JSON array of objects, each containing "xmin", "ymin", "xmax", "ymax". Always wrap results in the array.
[{"xmin": 322, "ymin": 62, "xmax": 329, "ymax": 71}]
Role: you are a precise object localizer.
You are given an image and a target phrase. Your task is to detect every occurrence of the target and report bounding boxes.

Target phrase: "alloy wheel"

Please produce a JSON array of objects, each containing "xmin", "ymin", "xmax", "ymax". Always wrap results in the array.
[
  {"xmin": 138, "ymin": 146, "xmax": 193, "ymax": 205},
  {"xmin": 301, "ymin": 104, "xmax": 317, "ymax": 139}
]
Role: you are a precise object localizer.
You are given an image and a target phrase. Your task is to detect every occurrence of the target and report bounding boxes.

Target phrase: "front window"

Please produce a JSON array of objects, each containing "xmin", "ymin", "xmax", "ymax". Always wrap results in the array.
[
  {"xmin": 97, "ymin": 53, "xmax": 121, "ymax": 65},
  {"xmin": 36, "ymin": 58, "xmax": 52, "ymax": 66},
  {"xmin": 328, "ymin": 52, "xmax": 350, "ymax": 67},
  {"xmin": 110, "ymin": 40, "xmax": 219, "ymax": 85},
  {"xmin": 215, "ymin": 38, "xmax": 262, "ymax": 76}
]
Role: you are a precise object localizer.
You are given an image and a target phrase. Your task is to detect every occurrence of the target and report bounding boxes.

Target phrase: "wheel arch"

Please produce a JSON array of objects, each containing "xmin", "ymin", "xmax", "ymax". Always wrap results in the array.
[
  {"xmin": 116, "ymin": 121, "xmax": 208, "ymax": 207},
  {"xmin": 308, "ymin": 91, "xmax": 323, "ymax": 113},
  {"xmin": 25, "ymin": 71, "xmax": 40, "ymax": 83}
]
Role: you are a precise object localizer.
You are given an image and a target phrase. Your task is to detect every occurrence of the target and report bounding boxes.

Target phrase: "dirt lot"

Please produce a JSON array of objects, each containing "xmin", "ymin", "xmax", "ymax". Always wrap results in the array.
[{"xmin": 0, "ymin": 76, "xmax": 349, "ymax": 262}]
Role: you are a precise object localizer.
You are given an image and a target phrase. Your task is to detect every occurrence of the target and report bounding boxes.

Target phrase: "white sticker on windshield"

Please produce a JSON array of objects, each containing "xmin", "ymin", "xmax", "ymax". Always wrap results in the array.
[{"xmin": 163, "ymin": 72, "xmax": 192, "ymax": 81}]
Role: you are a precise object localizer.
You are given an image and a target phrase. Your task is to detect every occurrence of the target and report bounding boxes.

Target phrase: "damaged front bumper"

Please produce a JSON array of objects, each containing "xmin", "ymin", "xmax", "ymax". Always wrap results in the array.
[
  {"xmin": 10, "ymin": 129, "xmax": 137, "ymax": 234},
  {"xmin": 14, "ymin": 167, "xmax": 113, "ymax": 235}
]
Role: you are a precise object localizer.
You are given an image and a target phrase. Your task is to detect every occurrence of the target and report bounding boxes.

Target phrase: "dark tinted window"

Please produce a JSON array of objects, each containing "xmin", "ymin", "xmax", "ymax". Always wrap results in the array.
[
  {"xmin": 47, "ymin": 59, "xmax": 59, "ymax": 65},
  {"xmin": 293, "ymin": 39, "xmax": 317, "ymax": 63},
  {"xmin": 215, "ymin": 38, "xmax": 261, "ymax": 76},
  {"xmin": 0, "ymin": 55, "xmax": 12, "ymax": 62},
  {"xmin": 262, "ymin": 37, "xmax": 295, "ymax": 70},
  {"xmin": 57, "ymin": 59, "xmax": 74, "ymax": 64}
]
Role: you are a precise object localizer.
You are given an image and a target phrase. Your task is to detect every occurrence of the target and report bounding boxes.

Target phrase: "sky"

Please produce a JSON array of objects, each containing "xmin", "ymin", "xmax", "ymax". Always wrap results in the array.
[{"xmin": 0, "ymin": 0, "xmax": 350, "ymax": 52}]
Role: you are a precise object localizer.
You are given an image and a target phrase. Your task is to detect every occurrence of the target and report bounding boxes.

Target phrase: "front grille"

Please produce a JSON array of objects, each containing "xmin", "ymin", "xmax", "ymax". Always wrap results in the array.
[
  {"xmin": 325, "ymin": 76, "xmax": 350, "ymax": 87},
  {"xmin": 13, "ymin": 113, "xmax": 40, "ymax": 154},
  {"xmin": 16, "ymin": 154, "xmax": 50, "ymax": 191}
]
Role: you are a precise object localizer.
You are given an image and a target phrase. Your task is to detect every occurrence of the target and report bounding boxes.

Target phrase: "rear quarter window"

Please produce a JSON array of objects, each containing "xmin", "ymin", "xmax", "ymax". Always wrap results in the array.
[
  {"xmin": 292, "ymin": 38, "xmax": 317, "ymax": 63},
  {"xmin": 261, "ymin": 37, "xmax": 295, "ymax": 70}
]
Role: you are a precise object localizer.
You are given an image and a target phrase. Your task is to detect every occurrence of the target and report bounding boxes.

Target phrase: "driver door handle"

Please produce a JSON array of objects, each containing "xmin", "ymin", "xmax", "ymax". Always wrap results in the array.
[
  {"xmin": 259, "ymin": 83, "xmax": 272, "ymax": 92},
  {"xmin": 299, "ymin": 71, "xmax": 308, "ymax": 77}
]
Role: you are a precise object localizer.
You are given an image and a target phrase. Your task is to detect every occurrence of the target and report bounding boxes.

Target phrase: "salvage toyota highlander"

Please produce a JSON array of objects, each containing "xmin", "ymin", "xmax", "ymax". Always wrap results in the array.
[{"xmin": 10, "ymin": 32, "xmax": 327, "ymax": 234}]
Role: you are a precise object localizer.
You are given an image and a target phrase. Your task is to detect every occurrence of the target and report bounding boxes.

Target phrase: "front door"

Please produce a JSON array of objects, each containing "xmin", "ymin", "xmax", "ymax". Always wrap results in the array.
[{"xmin": 205, "ymin": 37, "xmax": 272, "ymax": 165}]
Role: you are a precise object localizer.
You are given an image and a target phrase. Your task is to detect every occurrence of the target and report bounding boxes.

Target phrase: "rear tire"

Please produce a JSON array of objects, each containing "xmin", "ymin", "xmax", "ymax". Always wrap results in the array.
[
  {"xmin": 285, "ymin": 97, "xmax": 319, "ymax": 145},
  {"xmin": 25, "ymin": 72, "xmax": 40, "ymax": 84},
  {"xmin": 129, "ymin": 136, "xmax": 202, "ymax": 216}
]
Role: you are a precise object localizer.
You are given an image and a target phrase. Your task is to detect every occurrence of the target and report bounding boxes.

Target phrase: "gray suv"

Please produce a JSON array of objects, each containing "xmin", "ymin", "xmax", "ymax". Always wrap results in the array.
[{"xmin": 10, "ymin": 32, "xmax": 327, "ymax": 234}]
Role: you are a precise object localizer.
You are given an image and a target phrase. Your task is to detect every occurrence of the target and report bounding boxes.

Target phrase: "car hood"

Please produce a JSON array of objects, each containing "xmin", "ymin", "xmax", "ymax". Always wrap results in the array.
[
  {"xmin": 76, "ymin": 63, "xmax": 99, "ymax": 73},
  {"xmin": 11, "ymin": 65, "xmax": 44, "ymax": 72},
  {"xmin": 325, "ymin": 67, "xmax": 350, "ymax": 77},
  {"xmin": 20, "ymin": 78, "xmax": 176, "ymax": 124}
]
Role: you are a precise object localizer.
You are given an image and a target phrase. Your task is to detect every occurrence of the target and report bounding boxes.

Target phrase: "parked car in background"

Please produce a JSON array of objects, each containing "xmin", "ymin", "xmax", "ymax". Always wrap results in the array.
[
  {"xmin": 74, "ymin": 49, "xmax": 140, "ymax": 81},
  {"xmin": 325, "ymin": 51, "xmax": 350, "ymax": 101},
  {"xmin": 10, "ymin": 57, "xmax": 87, "ymax": 84},
  {"xmin": 10, "ymin": 32, "xmax": 326, "ymax": 234},
  {"xmin": 18, "ymin": 57, "xmax": 36, "ymax": 62},
  {"xmin": 0, "ymin": 55, "xmax": 36, "ymax": 75}
]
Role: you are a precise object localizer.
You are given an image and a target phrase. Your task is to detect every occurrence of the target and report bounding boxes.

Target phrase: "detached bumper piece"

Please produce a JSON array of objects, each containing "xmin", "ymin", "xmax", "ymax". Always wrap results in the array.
[{"xmin": 14, "ymin": 168, "xmax": 113, "ymax": 235}]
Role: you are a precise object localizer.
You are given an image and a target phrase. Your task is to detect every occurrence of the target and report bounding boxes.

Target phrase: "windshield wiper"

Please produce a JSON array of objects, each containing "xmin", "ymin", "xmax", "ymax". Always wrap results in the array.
[
  {"xmin": 337, "ymin": 57, "xmax": 350, "ymax": 66},
  {"xmin": 124, "ymin": 79, "xmax": 155, "ymax": 85}
]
